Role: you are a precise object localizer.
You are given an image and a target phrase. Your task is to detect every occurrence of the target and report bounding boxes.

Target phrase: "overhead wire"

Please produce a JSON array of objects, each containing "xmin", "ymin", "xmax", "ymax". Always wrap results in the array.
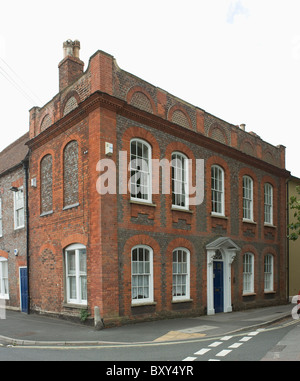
[{"xmin": 0, "ymin": 56, "xmax": 42, "ymax": 105}]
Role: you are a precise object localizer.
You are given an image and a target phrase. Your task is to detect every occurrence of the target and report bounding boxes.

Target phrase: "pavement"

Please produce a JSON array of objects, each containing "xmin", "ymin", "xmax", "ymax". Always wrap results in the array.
[{"xmin": 0, "ymin": 303, "xmax": 295, "ymax": 349}]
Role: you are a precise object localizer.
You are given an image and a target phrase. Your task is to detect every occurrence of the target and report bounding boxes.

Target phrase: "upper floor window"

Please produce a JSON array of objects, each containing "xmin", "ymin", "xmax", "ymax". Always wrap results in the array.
[
  {"xmin": 14, "ymin": 187, "xmax": 24, "ymax": 229},
  {"xmin": 264, "ymin": 183, "xmax": 273, "ymax": 225},
  {"xmin": 172, "ymin": 248, "xmax": 190, "ymax": 301},
  {"xmin": 243, "ymin": 253, "xmax": 254, "ymax": 294},
  {"xmin": 172, "ymin": 152, "xmax": 189, "ymax": 209},
  {"xmin": 63, "ymin": 141, "xmax": 79, "ymax": 208},
  {"xmin": 211, "ymin": 165, "xmax": 224, "ymax": 215},
  {"xmin": 40, "ymin": 154, "xmax": 53, "ymax": 215},
  {"xmin": 65, "ymin": 243, "xmax": 87, "ymax": 305},
  {"xmin": 0, "ymin": 257, "xmax": 8, "ymax": 299},
  {"xmin": 130, "ymin": 139, "xmax": 152, "ymax": 203},
  {"xmin": 264, "ymin": 254, "xmax": 274, "ymax": 292},
  {"xmin": 243, "ymin": 176, "xmax": 253, "ymax": 221},
  {"xmin": 131, "ymin": 245, "xmax": 153, "ymax": 304}
]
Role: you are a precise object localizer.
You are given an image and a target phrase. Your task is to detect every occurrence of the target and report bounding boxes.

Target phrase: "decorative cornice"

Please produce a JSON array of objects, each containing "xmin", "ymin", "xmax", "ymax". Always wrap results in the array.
[{"xmin": 26, "ymin": 91, "xmax": 290, "ymax": 178}]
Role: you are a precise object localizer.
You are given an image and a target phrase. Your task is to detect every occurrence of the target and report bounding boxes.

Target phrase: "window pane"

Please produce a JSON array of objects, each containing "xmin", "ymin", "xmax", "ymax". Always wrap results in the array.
[
  {"xmin": 67, "ymin": 251, "xmax": 76, "ymax": 275},
  {"xmin": 69, "ymin": 276, "xmax": 76, "ymax": 299},
  {"xmin": 81, "ymin": 276, "xmax": 87, "ymax": 301},
  {"xmin": 79, "ymin": 249, "xmax": 86, "ymax": 273}
]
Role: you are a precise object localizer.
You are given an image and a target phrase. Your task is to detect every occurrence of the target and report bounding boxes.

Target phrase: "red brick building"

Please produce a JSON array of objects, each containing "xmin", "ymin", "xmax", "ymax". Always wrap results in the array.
[{"xmin": 26, "ymin": 40, "xmax": 289, "ymax": 325}]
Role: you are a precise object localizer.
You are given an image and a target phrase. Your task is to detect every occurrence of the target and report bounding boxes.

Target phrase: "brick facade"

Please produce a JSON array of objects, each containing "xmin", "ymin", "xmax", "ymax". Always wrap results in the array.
[
  {"xmin": 0, "ymin": 133, "xmax": 29, "ymax": 311},
  {"xmin": 23, "ymin": 41, "xmax": 290, "ymax": 325}
]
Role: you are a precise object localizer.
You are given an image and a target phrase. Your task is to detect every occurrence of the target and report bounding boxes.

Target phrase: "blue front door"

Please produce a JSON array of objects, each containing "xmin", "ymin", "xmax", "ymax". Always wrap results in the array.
[
  {"xmin": 20, "ymin": 267, "xmax": 28, "ymax": 313},
  {"xmin": 213, "ymin": 261, "xmax": 224, "ymax": 313}
]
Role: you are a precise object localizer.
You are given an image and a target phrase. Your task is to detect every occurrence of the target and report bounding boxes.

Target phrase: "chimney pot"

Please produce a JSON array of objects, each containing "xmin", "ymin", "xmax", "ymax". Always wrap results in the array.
[
  {"xmin": 59, "ymin": 39, "xmax": 84, "ymax": 92},
  {"xmin": 240, "ymin": 123, "xmax": 246, "ymax": 131}
]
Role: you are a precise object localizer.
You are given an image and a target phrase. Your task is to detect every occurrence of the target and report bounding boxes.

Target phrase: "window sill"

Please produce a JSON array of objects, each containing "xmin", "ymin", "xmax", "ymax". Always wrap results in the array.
[
  {"xmin": 171, "ymin": 207, "xmax": 193, "ymax": 214},
  {"xmin": 211, "ymin": 213, "xmax": 228, "ymax": 219},
  {"xmin": 242, "ymin": 292, "xmax": 256, "ymax": 297},
  {"xmin": 242, "ymin": 219, "xmax": 257, "ymax": 225},
  {"xmin": 63, "ymin": 202, "xmax": 80, "ymax": 211},
  {"xmin": 14, "ymin": 226, "xmax": 25, "ymax": 231},
  {"xmin": 264, "ymin": 223, "xmax": 277, "ymax": 228},
  {"xmin": 40, "ymin": 210, "xmax": 53, "ymax": 217},
  {"xmin": 264, "ymin": 290, "xmax": 276, "ymax": 294},
  {"xmin": 130, "ymin": 200, "xmax": 156, "ymax": 207},
  {"xmin": 63, "ymin": 302, "xmax": 87, "ymax": 309},
  {"xmin": 171, "ymin": 298, "xmax": 193, "ymax": 304},
  {"xmin": 131, "ymin": 301, "xmax": 157, "ymax": 307}
]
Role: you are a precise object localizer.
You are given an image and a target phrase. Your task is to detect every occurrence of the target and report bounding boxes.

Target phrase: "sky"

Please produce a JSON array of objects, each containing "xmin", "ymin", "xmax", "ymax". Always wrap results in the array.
[{"xmin": 0, "ymin": 0, "xmax": 300, "ymax": 177}]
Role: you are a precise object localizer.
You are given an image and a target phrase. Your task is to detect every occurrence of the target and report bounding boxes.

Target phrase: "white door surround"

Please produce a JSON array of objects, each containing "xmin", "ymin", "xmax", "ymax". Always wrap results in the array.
[{"xmin": 206, "ymin": 237, "xmax": 240, "ymax": 315}]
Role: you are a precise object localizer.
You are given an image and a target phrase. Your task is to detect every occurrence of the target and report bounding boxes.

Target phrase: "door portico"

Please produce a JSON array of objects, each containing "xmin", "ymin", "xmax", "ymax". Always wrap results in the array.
[{"xmin": 206, "ymin": 237, "xmax": 240, "ymax": 315}]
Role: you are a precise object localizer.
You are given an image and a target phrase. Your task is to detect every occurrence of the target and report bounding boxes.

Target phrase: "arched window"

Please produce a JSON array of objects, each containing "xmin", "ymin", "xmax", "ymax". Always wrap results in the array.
[
  {"xmin": 40, "ymin": 154, "xmax": 53, "ymax": 215},
  {"xmin": 130, "ymin": 139, "xmax": 152, "ymax": 202},
  {"xmin": 0, "ymin": 257, "xmax": 8, "ymax": 299},
  {"xmin": 243, "ymin": 253, "xmax": 254, "ymax": 294},
  {"xmin": 63, "ymin": 141, "xmax": 79, "ymax": 208},
  {"xmin": 264, "ymin": 183, "xmax": 273, "ymax": 225},
  {"xmin": 243, "ymin": 176, "xmax": 253, "ymax": 221},
  {"xmin": 64, "ymin": 244, "xmax": 87, "ymax": 305},
  {"xmin": 172, "ymin": 152, "xmax": 189, "ymax": 209},
  {"xmin": 172, "ymin": 248, "xmax": 190, "ymax": 301},
  {"xmin": 264, "ymin": 254, "xmax": 274, "ymax": 292},
  {"xmin": 131, "ymin": 245, "xmax": 153, "ymax": 304},
  {"xmin": 211, "ymin": 165, "xmax": 224, "ymax": 215}
]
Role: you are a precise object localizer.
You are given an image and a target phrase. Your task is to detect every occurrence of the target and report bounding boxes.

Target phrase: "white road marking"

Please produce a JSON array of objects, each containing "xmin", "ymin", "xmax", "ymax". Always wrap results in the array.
[
  {"xmin": 239, "ymin": 336, "xmax": 252, "ymax": 342},
  {"xmin": 182, "ymin": 356, "xmax": 197, "ymax": 361},
  {"xmin": 209, "ymin": 341, "xmax": 223, "ymax": 347},
  {"xmin": 229, "ymin": 342, "xmax": 244, "ymax": 349},
  {"xmin": 216, "ymin": 349, "xmax": 232, "ymax": 357},
  {"xmin": 208, "ymin": 359, "xmax": 220, "ymax": 361},
  {"xmin": 194, "ymin": 348, "xmax": 211, "ymax": 355},
  {"xmin": 221, "ymin": 335, "xmax": 233, "ymax": 341}
]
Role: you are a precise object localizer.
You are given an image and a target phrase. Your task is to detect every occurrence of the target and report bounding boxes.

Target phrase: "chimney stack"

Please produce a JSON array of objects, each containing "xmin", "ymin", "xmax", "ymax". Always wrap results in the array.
[
  {"xmin": 58, "ymin": 39, "xmax": 84, "ymax": 92},
  {"xmin": 240, "ymin": 123, "xmax": 246, "ymax": 131}
]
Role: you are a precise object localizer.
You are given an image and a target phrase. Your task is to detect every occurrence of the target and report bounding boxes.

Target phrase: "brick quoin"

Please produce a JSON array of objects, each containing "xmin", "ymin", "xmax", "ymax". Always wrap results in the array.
[{"xmin": 24, "ymin": 40, "xmax": 290, "ymax": 326}]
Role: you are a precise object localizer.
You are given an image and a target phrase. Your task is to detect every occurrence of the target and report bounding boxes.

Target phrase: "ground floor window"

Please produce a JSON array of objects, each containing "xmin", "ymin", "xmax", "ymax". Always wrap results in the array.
[
  {"xmin": 264, "ymin": 254, "xmax": 274, "ymax": 292},
  {"xmin": 172, "ymin": 248, "xmax": 190, "ymax": 300},
  {"xmin": 243, "ymin": 253, "xmax": 254, "ymax": 294},
  {"xmin": 131, "ymin": 245, "xmax": 153, "ymax": 304},
  {"xmin": 0, "ymin": 257, "xmax": 8, "ymax": 299},
  {"xmin": 65, "ymin": 244, "xmax": 87, "ymax": 305}
]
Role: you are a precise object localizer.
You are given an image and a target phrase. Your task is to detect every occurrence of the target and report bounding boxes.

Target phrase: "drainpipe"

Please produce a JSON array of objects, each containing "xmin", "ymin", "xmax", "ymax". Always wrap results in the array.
[{"xmin": 22, "ymin": 154, "xmax": 30, "ymax": 314}]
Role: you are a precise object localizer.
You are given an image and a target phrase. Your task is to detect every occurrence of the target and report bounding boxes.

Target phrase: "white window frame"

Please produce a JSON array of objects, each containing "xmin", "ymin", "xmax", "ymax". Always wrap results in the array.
[
  {"xmin": 243, "ymin": 176, "xmax": 253, "ymax": 221},
  {"xmin": 243, "ymin": 253, "xmax": 254, "ymax": 294},
  {"xmin": 0, "ymin": 257, "xmax": 9, "ymax": 299},
  {"xmin": 65, "ymin": 243, "xmax": 87, "ymax": 305},
  {"xmin": 172, "ymin": 248, "xmax": 190, "ymax": 301},
  {"xmin": 264, "ymin": 254, "xmax": 274, "ymax": 292},
  {"xmin": 172, "ymin": 152, "xmax": 189, "ymax": 210},
  {"xmin": 131, "ymin": 245, "xmax": 153, "ymax": 305},
  {"xmin": 14, "ymin": 187, "xmax": 25, "ymax": 230},
  {"xmin": 130, "ymin": 139, "xmax": 152, "ymax": 203},
  {"xmin": 211, "ymin": 165, "xmax": 225, "ymax": 216},
  {"xmin": 0, "ymin": 198, "xmax": 2, "ymax": 237},
  {"xmin": 264, "ymin": 183, "xmax": 273, "ymax": 225}
]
